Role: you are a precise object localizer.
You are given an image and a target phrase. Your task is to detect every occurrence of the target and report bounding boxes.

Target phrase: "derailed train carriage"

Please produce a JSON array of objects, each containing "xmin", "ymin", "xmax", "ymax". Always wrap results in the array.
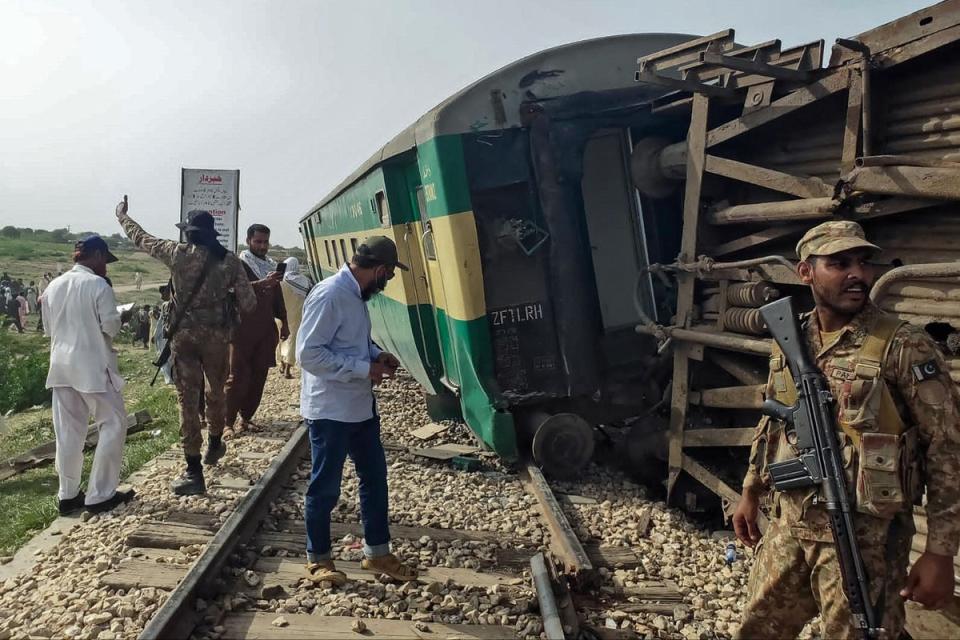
[
  {"xmin": 301, "ymin": 0, "xmax": 960, "ymax": 538},
  {"xmin": 298, "ymin": 33, "xmax": 697, "ymax": 477}
]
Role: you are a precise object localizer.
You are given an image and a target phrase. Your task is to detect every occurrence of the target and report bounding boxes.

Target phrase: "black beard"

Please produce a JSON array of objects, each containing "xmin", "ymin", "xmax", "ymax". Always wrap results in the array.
[
  {"xmin": 361, "ymin": 284, "xmax": 380, "ymax": 301},
  {"xmin": 361, "ymin": 274, "xmax": 387, "ymax": 301},
  {"xmin": 812, "ymin": 280, "xmax": 869, "ymax": 317}
]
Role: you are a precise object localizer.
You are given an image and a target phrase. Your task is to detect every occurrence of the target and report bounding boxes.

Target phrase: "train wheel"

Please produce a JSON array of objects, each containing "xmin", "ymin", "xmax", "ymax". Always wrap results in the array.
[{"xmin": 531, "ymin": 412, "xmax": 595, "ymax": 479}]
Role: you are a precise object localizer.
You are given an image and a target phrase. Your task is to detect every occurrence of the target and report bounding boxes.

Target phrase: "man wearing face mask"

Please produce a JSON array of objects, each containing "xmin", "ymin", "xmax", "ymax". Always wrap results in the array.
[
  {"xmin": 733, "ymin": 221, "xmax": 960, "ymax": 639},
  {"xmin": 296, "ymin": 236, "xmax": 418, "ymax": 586}
]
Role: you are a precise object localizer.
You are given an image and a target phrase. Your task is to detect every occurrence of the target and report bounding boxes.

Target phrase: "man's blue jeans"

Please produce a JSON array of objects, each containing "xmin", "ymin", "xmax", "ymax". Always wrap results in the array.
[{"xmin": 304, "ymin": 416, "xmax": 391, "ymax": 563}]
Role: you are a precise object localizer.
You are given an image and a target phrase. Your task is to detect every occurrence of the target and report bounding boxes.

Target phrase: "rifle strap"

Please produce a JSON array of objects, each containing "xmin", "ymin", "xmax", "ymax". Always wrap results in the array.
[
  {"xmin": 856, "ymin": 315, "xmax": 908, "ymax": 443},
  {"xmin": 167, "ymin": 252, "xmax": 216, "ymax": 338},
  {"xmin": 771, "ymin": 313, "xmax": 906, "ymax": 448},
  {"xmin": 855, "ymin": 314, "xmax": 904, "ymax": 379}
]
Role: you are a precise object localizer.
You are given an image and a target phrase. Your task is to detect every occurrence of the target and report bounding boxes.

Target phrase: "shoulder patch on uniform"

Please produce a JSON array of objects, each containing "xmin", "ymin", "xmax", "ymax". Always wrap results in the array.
[{"xmin": 912, "ymin": 359, "xmax": 941, "ymax": 382}]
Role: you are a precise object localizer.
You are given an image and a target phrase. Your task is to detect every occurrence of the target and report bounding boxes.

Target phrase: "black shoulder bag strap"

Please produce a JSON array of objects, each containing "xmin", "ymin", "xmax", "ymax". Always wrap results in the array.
[{"xmin": 151, "ymin": 252, "xmax": 216, "ymax": 385}]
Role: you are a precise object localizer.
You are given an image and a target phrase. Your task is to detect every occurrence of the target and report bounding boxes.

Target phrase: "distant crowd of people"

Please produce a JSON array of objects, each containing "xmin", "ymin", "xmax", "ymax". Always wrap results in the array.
[{"xmin": 2, "ymin": 271, "xmax": 59, "ymax": 333}]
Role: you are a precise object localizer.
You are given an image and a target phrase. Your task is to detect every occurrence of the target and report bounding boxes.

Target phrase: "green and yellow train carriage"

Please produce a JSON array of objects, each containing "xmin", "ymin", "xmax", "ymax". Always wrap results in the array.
[{"xmin": 299, "ymin": 33, "xmax": 694, "ymax": 476}]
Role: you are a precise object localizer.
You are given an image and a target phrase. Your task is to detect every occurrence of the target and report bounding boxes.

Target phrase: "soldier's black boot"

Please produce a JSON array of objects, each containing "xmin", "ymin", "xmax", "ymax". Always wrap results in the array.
[
  {"xmin": 203, "ymin": 434, "xmax": 226, "ymax": 466},
  {"xmin": 172, "ymin": 455, "xmax": 205, "ymax": 495}
]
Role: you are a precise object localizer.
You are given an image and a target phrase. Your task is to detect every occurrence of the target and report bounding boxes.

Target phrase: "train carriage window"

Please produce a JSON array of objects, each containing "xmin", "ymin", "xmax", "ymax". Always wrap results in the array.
[
  {"xmin": 324, "ymin": 240, "xmax": 332, "ymax": 266},
  {"xmin": 423, "ymin": 221, "xmax": 437, "ymax": 261},
  {"xmin": 416, "ymin": 187, "xmax": 437, "ymax": 261},
  {"xmin": 305, "ymin": 225, "xmax": 318, "ymax": 271},
  {"xmin": 374, "ymin": 191, "xmax": 390, "ymax": 228},
  {"xmin": 416, "ymin": 186, "xmax": 428, "ymax": 219},
  {"xmin": 350, "ymin": 238, "xmax": 358, "ymax": 257},
  {"xmin": 332, "ymin": 240, "xmax": 340, "ymax": 266},
  {"xmin": 339, "ymin": 238, "xmax": 348, "ymax": 264}
]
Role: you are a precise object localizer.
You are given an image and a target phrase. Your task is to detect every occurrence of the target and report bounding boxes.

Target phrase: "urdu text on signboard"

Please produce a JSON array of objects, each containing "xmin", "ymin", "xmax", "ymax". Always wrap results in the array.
[{"xmin": 180, "ymin": 169, "xmax": 240, "ymax": 252}]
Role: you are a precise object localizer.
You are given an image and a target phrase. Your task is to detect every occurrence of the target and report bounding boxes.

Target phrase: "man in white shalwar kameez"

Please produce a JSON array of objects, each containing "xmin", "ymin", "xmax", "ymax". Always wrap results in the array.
[{"xmin": 42, "ymin": 235, "xmax": 136, "ymax": 515}]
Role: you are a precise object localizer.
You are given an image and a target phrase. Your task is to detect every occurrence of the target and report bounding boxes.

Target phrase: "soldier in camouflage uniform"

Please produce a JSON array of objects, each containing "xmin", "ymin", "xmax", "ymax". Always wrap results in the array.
[
  {"xmin": 116, "ymin": 198, "xmax": 256, "ymax": 495},
  {"xmin": 733, "ymin": 221, "xmax": 960, "ymax": 639}
]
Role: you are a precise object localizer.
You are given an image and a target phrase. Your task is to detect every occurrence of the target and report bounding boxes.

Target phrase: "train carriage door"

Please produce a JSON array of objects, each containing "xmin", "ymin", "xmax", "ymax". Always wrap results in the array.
[
  {"xmin": 581, "ymin": 129, "xmax": 657, "ymax": 331},
  {"xmin": 395, "ymin": 209, "xmax": 435, "ymax": 325},
  {"xmin": 369, "ymin": 185, "xmax": 437, "ymax": 388},
  {"xmin": 412, "ymin": 186, "xmax": 460, "ymax": 391}
]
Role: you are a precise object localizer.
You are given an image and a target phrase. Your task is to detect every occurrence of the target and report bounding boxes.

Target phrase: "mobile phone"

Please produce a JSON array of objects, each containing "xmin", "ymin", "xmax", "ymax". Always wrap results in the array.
[{"xmin": 275, "ymin": 262, "xmax": 287, "ymax": 275}]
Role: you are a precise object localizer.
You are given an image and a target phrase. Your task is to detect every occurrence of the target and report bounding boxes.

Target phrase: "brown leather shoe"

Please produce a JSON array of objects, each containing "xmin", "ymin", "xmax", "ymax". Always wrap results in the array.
[
  {"xmin": 361, "ymin": 553, "xmax": 418, "ymax": 582},
  {"xmin": 304, "ymin": 560, "xmax": 347, "ymax": 587}
]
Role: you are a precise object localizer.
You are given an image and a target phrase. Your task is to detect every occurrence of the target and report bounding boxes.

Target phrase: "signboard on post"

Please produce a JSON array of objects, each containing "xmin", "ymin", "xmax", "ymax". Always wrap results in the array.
[{"xmin": 180, "ymin": 169, "xmax": 240, "ymax": 252}]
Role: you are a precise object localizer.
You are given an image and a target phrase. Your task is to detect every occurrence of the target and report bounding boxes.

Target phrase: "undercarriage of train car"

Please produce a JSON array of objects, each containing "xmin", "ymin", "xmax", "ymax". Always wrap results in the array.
[
  {"xmin": 464, "ymin": 87, "xmax": 690, "ymax": 480},
  {"xmin": 618, "ymin": 2, "xmax": 960, "ymax": 519},
  {"xmin": 481, "ymin": 2, "xmax": 960, "ymax": 524}
]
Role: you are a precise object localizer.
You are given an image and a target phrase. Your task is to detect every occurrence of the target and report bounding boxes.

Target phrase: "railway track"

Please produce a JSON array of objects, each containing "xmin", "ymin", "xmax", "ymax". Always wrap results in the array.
[
  {"xmin": 98, "ymin": 415, "xmax": 686, "ymax": 640},
  {"xmin": 110, "ymin": 421, "xmax": 533, "ymax": 640},
  {"xmin": 6, "ymin": 369, "xmax": 950, "ymax": 640},
  {"xmin": 137, "ymin": 424, "xmax": 309, "ymax": 639}
]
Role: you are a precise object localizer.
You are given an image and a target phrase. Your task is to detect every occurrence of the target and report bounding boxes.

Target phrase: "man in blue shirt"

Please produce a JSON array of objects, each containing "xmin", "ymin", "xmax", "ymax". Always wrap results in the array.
[{"xmin": 296, "ymin": 236, "xmax": 418, "ymax": 585}]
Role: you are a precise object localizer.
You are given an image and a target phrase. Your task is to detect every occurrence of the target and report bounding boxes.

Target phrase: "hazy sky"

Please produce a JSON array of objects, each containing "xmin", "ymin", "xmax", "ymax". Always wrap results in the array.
[{"xmin": 0, "ymin": 0, "xmax": 931, "ymax": 247}]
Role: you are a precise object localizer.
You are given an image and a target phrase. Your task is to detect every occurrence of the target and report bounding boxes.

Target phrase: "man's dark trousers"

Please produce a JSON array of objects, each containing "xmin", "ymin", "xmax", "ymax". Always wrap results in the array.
[{"xmin": 304, "ymin": 415, "xmax": 390, "ymax": 562}]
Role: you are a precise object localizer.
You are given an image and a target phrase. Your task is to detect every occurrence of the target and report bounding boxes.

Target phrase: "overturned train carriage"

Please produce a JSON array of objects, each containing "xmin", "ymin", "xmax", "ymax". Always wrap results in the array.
[
  {"xmin": 291, "ymin": 1, "xmax": 960, "ymax": 630},
  {"xmin": 298, "ymin": 33, "xmax": 697, "ymax": 476},
  {"xmin": 300, "ymin": 0, "xmax": 960, "ymax": 543}
]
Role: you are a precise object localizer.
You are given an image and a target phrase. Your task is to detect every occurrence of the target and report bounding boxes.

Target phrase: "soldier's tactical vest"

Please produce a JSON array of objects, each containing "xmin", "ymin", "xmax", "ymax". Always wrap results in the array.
[{"xmin": 766, "ymin": 313, "xmax": 923, "ymax": 520}]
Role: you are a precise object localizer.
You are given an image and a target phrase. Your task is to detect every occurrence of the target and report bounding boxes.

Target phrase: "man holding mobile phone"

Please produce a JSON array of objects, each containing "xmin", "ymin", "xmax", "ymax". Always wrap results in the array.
[
  {"xmin": 225, "ymin": 223, "xmax": 289, "ymax": 435},
  {"xmin": 296, "ymin": 236, "xmax": 414, "ymax": 586}
]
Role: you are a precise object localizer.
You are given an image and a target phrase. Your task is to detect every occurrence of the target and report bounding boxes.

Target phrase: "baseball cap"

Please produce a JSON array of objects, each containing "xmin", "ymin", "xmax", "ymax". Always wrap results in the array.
[
  {"xmin": 358, "ymin": 236, "xmax": 409, "ymax": 271},
  {"xmin": 176, "ymin": 210, "xmax": 221, "ymax": 235},
  {"xmin": 75, "ymin": 235, "xmax": 119, "ymax": 263},
  {"xmin": 795, "ymin": 221, "xmax": 881, "ymax": 261}
]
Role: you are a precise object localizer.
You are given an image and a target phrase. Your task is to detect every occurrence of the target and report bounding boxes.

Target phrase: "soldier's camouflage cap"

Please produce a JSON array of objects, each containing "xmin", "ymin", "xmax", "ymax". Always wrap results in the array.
[{"xmin": 796, "ymin": 220, "xmax": 881, "ymax": 261}]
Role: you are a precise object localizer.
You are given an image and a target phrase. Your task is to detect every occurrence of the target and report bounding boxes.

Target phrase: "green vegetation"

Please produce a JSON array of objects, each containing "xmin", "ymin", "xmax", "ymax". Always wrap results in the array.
[
  {"xmin": 0, "ymin": 331, "xmax": 49, "ymax": 416},
  {"xmin": 0, "ymin": 235, "xmax": 169, "ymax": 297}
]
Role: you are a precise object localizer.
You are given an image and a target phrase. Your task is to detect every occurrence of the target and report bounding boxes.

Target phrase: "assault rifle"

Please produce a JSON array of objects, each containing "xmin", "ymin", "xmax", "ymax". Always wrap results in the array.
[
  {"xmin": 151, "ymin": 343, "xmax": 171, "ymax": 386},
  {"xmin": 759, "ymin": 296, "xmax": 881, "ymax": 639}
]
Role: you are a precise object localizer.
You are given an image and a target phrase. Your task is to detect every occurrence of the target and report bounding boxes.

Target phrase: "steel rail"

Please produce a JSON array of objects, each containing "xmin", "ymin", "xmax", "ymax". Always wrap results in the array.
[
  {"xmin": 138, "ymin": 423, "xmax": 309, "ymax": 640},
  {"xmin": 520, "ymin": 463, "xmax": 594, "ymax": 584},
  {"xmin": 530, "ymin": 552, "xmax": 566, "ymax": 640}
]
